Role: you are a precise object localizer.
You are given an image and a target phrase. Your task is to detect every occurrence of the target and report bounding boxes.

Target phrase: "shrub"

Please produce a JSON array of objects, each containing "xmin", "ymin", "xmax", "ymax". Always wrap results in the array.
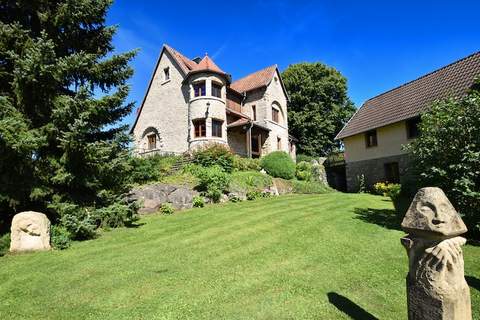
[
  {"xmin": 246, "ymin": 190, "xmax": 262, "ymax": 200},
  {"xmin": 260, "ymin": 151, "xmax": 296, "ymax": 180},
  {"xmin": 228, "ymin": 193, "xmax": 242, "ymax": 203},
  {"xmin": 406, "ymin": 81, "xmax": 480, "ymax": 236},
  {"xmin": 50, "ymin": 226, "xmax": 71, "ymax": 250},
  {"xmin": 94, "ymin": 201, "xmax": 139, "ymax": 228},
  {"xmin": 292, "ymin": 180, "xmax": 331, "ymax": 194},
  {"xmin": 232, "ymin": 155, "xmax": 261, "ymax": 171},
  {"xmin": 373, "ymin": 182, "xmax": 401, "ymax": 198},
  {"xmin": 0, "ymin": 233, "xmax": 10, "ymax": 256},
  {"xmin": 192, "ymin": 196, "xmax": 205, "ymax": 208},
  {"xmin": 296, "ymin": 161, "xmax": 313, "ymax": 181},
  {"xmin": 196, "ymin": 165, "xmax": 231, "ymax": 203},
  {"xmin": 229, "ymin": 171, "xmax": 273, "ymax": 194},
  {"xmin": 129, "ymin": 154, "xmax": 180, "ymax": 185},
  {"xmin": 160, "ymin": 203, "xmax": 175, "ymax": 215},
  {"xmin": 296, "ymin": 154, "xmax": 315, "ymax": 163},
  {"xmin": 53, "ymin": 202, "xmax": 97, "ymax": 240},
  {"xmin": 192, "ymin": 144, "xmax": 234, "ymax": 172},
  {"xmin": 356, "ymin": 174, "xmax": 366, "ymax": 193}
]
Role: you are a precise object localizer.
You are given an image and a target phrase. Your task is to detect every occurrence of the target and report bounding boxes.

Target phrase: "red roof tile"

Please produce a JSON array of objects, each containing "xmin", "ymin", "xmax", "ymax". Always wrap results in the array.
[
  {"xmin": 230, "ymin": 65, "xmax": 277, "ymax": 93},
  {"xmin": 336, "ymin": 51, "xmax": 480, "ymax": 139},
  {"xmin": 194, "ymin": 55, "xmax": 226, "ymax": 74},
  {"xmin": 164, "ymin": 44, "xmax": 198, "ymax": 74}
]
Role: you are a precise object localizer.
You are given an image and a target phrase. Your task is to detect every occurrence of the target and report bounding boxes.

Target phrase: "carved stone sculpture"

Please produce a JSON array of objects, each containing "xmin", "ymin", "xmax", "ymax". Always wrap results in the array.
[
  {"xmin": 401, "ymin": 187, "xmax": 471, "ymax": 320},
  {"xmin": 10, "ymin": 211, "xmax": 51, "ymax": 252}
]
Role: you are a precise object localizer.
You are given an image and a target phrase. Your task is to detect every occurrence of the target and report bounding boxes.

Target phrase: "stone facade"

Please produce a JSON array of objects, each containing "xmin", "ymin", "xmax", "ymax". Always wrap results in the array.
[
  {"xmin": 131, "ymin": 45, "xmax": 294, "ymax": 159},
  {"xmin": 346, "ymin": 153, "xmax": 411, "ymax": 192},
  {"xmin": 133, "ymin": 50, "xmax": 189, "ymax": 154}
]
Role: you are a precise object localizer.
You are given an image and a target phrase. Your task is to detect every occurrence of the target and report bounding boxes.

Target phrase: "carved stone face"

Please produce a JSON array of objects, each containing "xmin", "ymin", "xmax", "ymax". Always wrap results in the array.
[{"xmin": 401, "ymin": 187, "xmax": 467, "ymax": 237}]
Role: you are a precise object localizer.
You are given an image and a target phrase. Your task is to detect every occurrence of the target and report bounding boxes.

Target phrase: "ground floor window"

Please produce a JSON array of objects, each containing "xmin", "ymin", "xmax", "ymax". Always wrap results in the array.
[
  {"xmin": 212, "ymin": 119, "xmax": 223, "ymax": 137},
  {"xmin": 384, "ymin": 162, "xmax": 400, "ymax": 183},
  {"xmin": 252, "ymin": 135, "xmax": 260, "ymax": 154},
  {"xmin": 193, "ymin": 119, "xmax": 206, "ymax": 137},
  {"xmin": 147, "ymin": 134, "xmax": 156, "ymax": 150},
  {"xmin": 277, "ymin": 137, "xmax": 281, "ymax": 150}
]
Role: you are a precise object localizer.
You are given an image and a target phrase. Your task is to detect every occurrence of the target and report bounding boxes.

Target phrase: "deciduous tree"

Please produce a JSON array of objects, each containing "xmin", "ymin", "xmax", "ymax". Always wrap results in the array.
[{"xmin": 282, "ymin": 63, "xmax": 355, "ymax": 156}]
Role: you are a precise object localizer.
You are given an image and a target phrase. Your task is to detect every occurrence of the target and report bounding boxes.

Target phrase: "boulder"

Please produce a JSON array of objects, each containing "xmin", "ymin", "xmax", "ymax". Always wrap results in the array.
[
  {"xmin": 129, "ymin": 183, "xmax": 200, "ymax": 214},
  {"xmin": 10, "ymin": 211, "xmax": 51, "ymax": 252}
]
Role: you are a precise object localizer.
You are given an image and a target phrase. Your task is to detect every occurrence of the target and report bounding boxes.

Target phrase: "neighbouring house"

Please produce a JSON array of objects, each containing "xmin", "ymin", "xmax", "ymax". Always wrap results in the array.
[
  {"xmin": 336, "ymin": 51, "xmax": 480, "ymax": 192},
  {"xmin": 130, "ymin": 44, "xmax": 296, "ymax": 159}
]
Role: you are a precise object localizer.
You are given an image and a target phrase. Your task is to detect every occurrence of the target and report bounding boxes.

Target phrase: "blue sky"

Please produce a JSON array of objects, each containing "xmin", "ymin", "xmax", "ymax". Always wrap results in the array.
[{"xmin": 107, "ymin": 0, "xmax": 480, "ymax": 127}]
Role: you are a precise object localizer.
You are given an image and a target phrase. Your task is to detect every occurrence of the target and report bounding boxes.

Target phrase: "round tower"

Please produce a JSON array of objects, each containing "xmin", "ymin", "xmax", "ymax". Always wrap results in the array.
[{"xmin": 186, "ymin": 54, "xmax": 230, "ymax": 150}]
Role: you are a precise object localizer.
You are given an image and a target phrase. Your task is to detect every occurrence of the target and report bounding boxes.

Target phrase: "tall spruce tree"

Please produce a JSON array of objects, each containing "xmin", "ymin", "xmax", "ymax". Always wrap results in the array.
[{"xmin": 0, "ymin": 0, "xmax": 137, "ymax": 237}]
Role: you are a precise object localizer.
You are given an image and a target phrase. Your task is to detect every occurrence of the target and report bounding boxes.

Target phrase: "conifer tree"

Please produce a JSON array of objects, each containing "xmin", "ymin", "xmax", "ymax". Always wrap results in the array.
[{"xmin": 0, "ymin": 0, "xmax": 137, "ymax": 237}]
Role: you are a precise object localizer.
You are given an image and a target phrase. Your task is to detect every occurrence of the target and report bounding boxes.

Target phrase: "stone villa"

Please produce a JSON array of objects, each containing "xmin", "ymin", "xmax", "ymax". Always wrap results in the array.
[
  {"xmin": 131, "ymin": 44, "xmax": 296, "ymax": 159},
  {"xmin": 336, "ymin": 51, "xmax": 480, "ymax": 192}
]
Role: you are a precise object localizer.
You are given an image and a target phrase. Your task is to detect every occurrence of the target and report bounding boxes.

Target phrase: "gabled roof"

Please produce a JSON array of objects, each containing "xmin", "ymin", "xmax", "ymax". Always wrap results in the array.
[
  {"xmin": 164, "ymin": 44, "xmax": 197, "ymax": 75},
  {"xmin": 336, "ymin": 51, "xmax": 480, "ymax": 140},
  {"xmin": 230, "ymin": 65, "xmax": 278, "ymax": 93}
]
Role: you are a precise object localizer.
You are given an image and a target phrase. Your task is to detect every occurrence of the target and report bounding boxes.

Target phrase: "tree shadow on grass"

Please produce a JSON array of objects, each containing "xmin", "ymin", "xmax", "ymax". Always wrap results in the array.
[
  {"xmin": 327, "ymin": 292, "xmax": 379, "ymax": 320},
  {"xmin": 354, "ymin": 207, "xmax": 402, "ymax": 231},
  {"xmin": 466, "ymin": 276, "xmax": 480, "ymax": 292},
  {"xmin": 125, "ymin": 222, "xmax": 146, "ymax": 228}
]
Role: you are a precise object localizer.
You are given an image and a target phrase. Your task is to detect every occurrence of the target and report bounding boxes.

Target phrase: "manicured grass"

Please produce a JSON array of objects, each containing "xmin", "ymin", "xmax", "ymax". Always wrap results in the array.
[{"xmin": 1, "ymin": 193, "xmax": 480, "ymax": 319}]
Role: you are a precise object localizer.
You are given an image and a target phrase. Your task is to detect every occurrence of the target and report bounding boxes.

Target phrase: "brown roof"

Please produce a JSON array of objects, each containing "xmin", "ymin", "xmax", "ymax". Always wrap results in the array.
[
  {"xmin": 194, "ymin": 55, "xmax": 226, "ymax": 74},
  {"xmin": 230, "ymin": 65, "xmax": 277, "ymax": 93},
  {"xmin": 164, "ymin": 44, "xmax": 198, "ymax": 75},
  {"xmin": 336, "ymin": 51, "xmax": 480, "ymax": 139}
]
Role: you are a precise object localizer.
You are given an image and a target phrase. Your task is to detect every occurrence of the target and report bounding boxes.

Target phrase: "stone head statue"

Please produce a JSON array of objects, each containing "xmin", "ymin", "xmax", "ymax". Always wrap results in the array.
[{"xmin": 401, "ymin": 187, "xmax": 467, "ymax": 239}]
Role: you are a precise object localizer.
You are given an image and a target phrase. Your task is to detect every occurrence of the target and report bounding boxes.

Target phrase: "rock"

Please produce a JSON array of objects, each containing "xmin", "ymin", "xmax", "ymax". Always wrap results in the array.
[
  {"xmin": 168, "ymin": 188, "xmax": 197, "ymax": 209},
  {"xmin": 400, "ymin": 187, "xmax": 471, "ymax": 320},
  {"xmin": 220, "ymin": 193, "xmax": 229, "ymax": 203},
  {"xmin": 129, "ymin": 183, "xmax": 199, "ymax": 214},
  {"xmin": 10, "ymin": 211, "xmax": 51, "ymax": 252}
]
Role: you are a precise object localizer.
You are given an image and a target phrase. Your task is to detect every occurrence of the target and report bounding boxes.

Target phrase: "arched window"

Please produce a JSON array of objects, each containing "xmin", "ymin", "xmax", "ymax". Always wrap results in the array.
[
  {"xmin": 271, "ymin": 101, "xmax": 284, "ymax": 125},
  {"xmin": 141, "ymin": 127, "xmax": 160, "ymax": 150}
]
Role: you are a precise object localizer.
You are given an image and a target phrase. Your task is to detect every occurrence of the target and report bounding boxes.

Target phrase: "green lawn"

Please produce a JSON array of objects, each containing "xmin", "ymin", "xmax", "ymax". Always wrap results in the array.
[{"xmin": 1, "ymin": 193, "xmax": 479, "ymax": 319}]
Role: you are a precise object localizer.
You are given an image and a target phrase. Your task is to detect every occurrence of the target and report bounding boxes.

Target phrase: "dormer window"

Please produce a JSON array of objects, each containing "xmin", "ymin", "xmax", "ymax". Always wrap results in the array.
[
  {"xmin": 164, "ymin": 67, "xmax": 170, "ymax": 81},
  {"xmin": 193, "ymin": 81, "xmax": 206, "ymax": 97},
  {"xmin": 212, "ymin": 82, "xmax": 222, "ymax": 98}
]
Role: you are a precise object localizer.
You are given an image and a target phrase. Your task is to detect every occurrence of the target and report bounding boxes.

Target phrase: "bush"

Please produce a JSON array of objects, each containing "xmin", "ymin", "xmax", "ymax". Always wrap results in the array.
[
  {"xmin": 229, "ymin": 171, "xmax": 273, "ymax": 194},
  {"xmin": 94, "ymin": 201, "xmax": 139, "ymax": 229},
  {"xmin": 292, "ymin": 180, "xmax": 331, "ymax": 194},
  {"xmin": 160, "ymin": 203, "xmax": 175, "ymax": 215},
  {"xmin": 296, "ymin": 161, "xmax": 313, "ymax": 181},
  {"xmin": 192, "ymin": 144, "xmax": 234, "ymax": 172},
  {"xmin": 129, "ymin": 154, "xmax": 180, "ymax": 185},
  {"xmin": 407, "ymin": 81, "xmax": 480, "ymax": 236},
  {"xmin": 232, "ymin": 155, "xmax": 261, "ymax": 171},
  {"xmin": 373, "ymin": 182, "xmax": 401, "ymax": 198},
  {"xmin": 0, "ymin": 233, "xmax": 10, "ymax": 256},
  {"xmin": 228, "ymin": 193, "xmax": 242, "ymax": 203},
  {"xmin": 52, "ymin": 202, "xmax": 97, "ymax": 240},
  {"xmin": 246, "ymin": 190, "xmax": 262, "ymax": 200},
  {"xmin": 196, "ymin": 165, "xmax": 231, "ymax": 203},
  {"xmin": 260, "ymin": 151, "xmax": 296, "ymax": 180},
  {"xmin": 51, "ymin": 226, "xmax": 71, "ymax": 250},
  {"xmin": 192, "ymin": 196, "xmax": 205, "ymax": 208},
  {"xmin": 296, "ymin": 154, "xmax": 315, "ymax": 163}
]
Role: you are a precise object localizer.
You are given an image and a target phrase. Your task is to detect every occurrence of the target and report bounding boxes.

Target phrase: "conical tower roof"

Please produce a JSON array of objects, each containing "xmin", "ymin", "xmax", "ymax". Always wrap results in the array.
[{"xmin": 194, "ymin": 54, "xmax": 226, "ymax": 74}]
